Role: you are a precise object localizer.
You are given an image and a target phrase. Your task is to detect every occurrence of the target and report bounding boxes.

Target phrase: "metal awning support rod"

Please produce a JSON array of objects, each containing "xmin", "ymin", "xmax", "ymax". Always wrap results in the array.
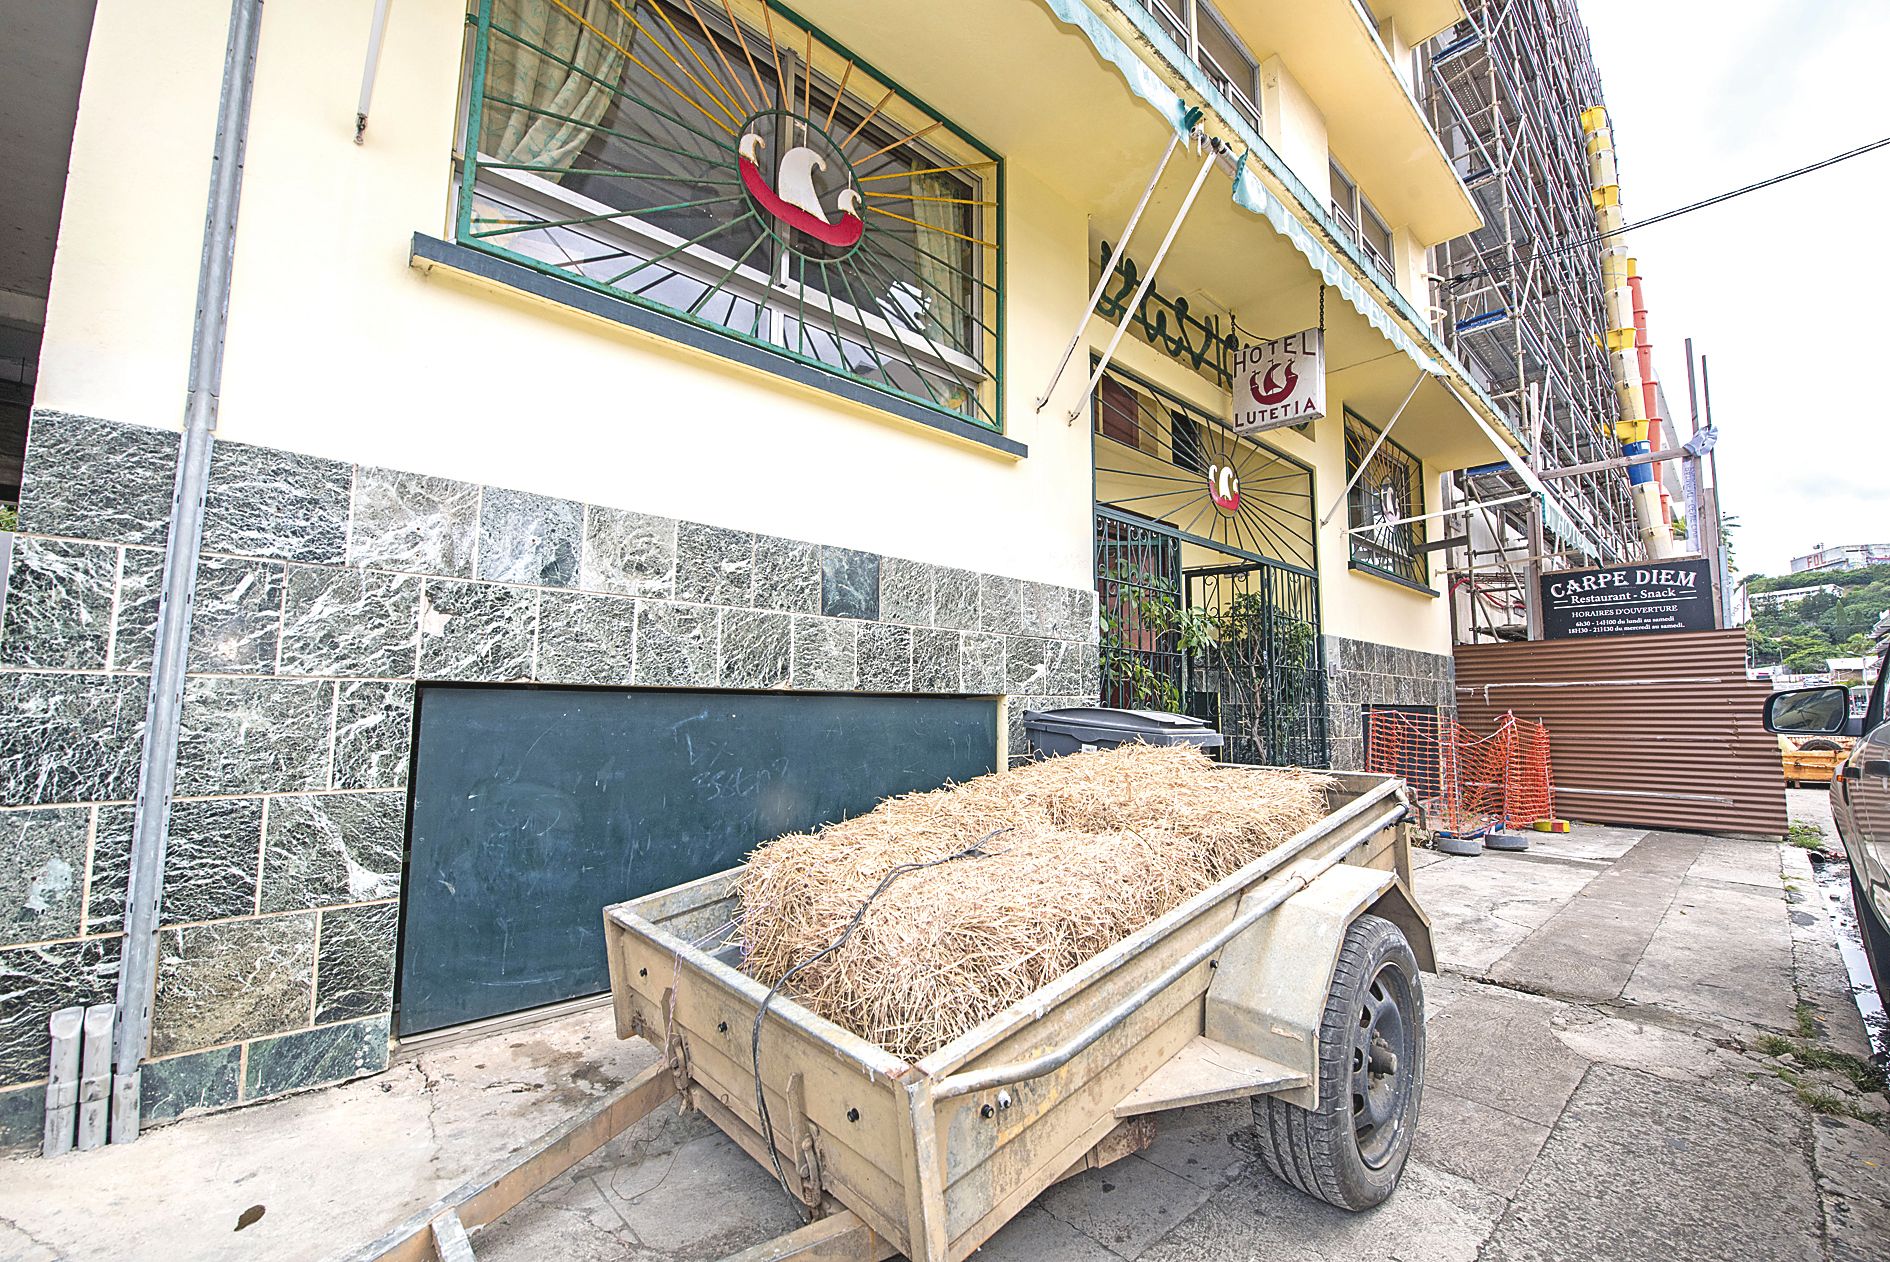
[
  {"xmin": 1346, "ymin": 491, "xmax": 1535, "ymax": 535},
  {"xmin": 109, "ymin": 0, "xmax": 265, "ymax": 1145},
  {"xmin": 1033, "ymin": 127, "xmax": 1185, "ymax": 412},
  {"xmin": 1065, "ymin": 138, "xmax": 1223, "ymax": 424},
  {"xmin": 1318, "ymin": 368, "xmax": 1428, "ymax": 527},
  {"xmin": 355, "ymin": 0, "xmax": 393, "ymax": 143}
]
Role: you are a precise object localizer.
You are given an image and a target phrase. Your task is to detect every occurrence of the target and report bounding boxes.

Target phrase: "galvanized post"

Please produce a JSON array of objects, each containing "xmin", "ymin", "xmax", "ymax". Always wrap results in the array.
[
  {"xmin": 76, "ymin": 1005, "xmax": 114, "ymax": 1151},
  {"xmin": 108, "ymin": 0, "xmax": 265, "ymax": 1144}
]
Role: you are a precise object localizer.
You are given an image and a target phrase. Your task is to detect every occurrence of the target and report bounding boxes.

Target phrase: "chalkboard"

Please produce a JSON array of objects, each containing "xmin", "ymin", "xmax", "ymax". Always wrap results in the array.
[
  {"xmin": 1539, "ymin": 559, "xmax": 1717, "ymax": 639},
  {"xmin": 398, "ymin": 687, "xmax": 999, "ymax": 1034}
]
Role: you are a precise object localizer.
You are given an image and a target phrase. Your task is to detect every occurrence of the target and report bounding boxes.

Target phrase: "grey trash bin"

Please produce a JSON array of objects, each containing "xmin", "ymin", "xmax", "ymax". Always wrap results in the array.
[{"xmin": 1022, "ymin": 707, "xmax": 1225, "ymax": 760}]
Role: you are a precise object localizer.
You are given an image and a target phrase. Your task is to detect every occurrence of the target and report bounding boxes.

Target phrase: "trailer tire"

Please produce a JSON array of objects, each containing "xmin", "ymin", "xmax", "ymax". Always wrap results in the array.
[{"xmin": 1253, "ymin": 913, "xmax": 1424, "ymax": 1212}]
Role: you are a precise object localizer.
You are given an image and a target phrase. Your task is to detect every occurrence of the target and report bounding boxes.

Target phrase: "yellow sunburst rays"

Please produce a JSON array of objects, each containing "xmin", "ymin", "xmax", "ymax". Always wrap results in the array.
[
  {"xmin": 719, "ymin": 0, "xmax": 771, "ymax": 115},
  {"xmin": 678, "ymin": 0, "xmax": 758, "ymax": 115},
  {"xmin": 802, "ymin": 28, "xmax": 815, "ymax": 121},
  {"xmin": 597, "ymin": 0, "xmax": 744, "ymax": 131},
  {"xmin": 852, "ymin": 120, "xmax": 942, "ymax": 168},
  {"xmin": 839, "ymin": 88, "xmax": 895, "ymax": 149},
  {"xmin": 543, "ymin": 0, "xmax": 735, "ymax": 136},
  {"xmin": 759, "ymin": 4, "xmax": 788, "ymax": 110},
  {"xmin": 637, "ymin": 0, "xmax": 750, "ymax": 124},
  {"xmin": 863, "ymin": 207, "xmax": 998, "ymax": 250},
  {"xmin": 855, "ymin": 160, "xmax": 998, "ymax": 184},
  {"xmin": 863, "ymin": 191, "xmax": 998, "ymax": 207},
  {"xmin": 823, "ymin": 59, "xmax": 853, "ymax": 131}
]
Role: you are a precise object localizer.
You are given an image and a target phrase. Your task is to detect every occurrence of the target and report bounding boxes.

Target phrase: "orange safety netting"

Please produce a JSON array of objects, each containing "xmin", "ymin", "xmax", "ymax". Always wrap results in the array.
[{"xmin": 1365, "ymin": 710, "xmax": 1556, "ymax": 838}]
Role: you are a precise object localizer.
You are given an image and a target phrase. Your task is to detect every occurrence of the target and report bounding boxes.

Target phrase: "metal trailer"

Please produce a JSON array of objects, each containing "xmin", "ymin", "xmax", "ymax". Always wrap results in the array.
[{"xmin": 355, "ymin": 771, "xmax": 1431, "ymax": 1262}]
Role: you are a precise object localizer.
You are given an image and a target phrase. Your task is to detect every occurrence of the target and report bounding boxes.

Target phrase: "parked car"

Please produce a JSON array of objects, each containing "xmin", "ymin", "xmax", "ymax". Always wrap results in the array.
[{"xmin": 1766, "ymin": 645, "xmax": 1890, "ymax": 992}]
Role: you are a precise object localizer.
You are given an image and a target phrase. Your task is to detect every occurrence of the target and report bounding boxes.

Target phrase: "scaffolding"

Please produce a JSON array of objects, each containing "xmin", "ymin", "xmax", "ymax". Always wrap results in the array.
[{"xmin": 1422, "ymin": 0, "xmax": 1643, "ymax": 642}]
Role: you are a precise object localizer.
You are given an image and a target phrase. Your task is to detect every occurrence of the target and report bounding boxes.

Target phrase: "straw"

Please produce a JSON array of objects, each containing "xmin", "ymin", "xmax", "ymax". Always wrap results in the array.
[{"xmin": 735, "ymin": 745, "xmax": 1333, "ymax": 1060}]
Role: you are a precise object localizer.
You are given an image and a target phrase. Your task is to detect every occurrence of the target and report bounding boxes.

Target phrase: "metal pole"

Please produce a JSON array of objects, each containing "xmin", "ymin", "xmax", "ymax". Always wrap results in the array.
[
  {"xmin": 109, "ymin": 0, "xmax": 265, "ymax": 1144},
  {"xmin": 1033, "ymin": 130, "xmax": 1183, "ymax": 412},
  {"xmin": 355, "ymin": 0, "xmax": 393, "ymax": 143},
  {"xmin": 1701, "ymin": 355, "xmax": 1729, "ymax": 624},
  {"xmin": 1524, "ymin": 383, "xmax": 1545, "ymax": 640}
]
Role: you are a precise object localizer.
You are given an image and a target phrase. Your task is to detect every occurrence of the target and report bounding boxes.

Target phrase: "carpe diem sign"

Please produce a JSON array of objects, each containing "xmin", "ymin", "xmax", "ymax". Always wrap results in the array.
[
  {"xmin": 1539, "ymin": 558, "xmax": 1717, "ymax": 639},
  {"xmin": 1232, "ymin": 329, "xmax": 1325, "ymax": 434}
]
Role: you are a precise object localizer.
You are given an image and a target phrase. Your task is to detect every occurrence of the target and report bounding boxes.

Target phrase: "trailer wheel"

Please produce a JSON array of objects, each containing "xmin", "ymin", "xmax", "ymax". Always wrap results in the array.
[{"xmin": 1253, "ymin": 913, "xmax": 1424, "ymax": 1212}]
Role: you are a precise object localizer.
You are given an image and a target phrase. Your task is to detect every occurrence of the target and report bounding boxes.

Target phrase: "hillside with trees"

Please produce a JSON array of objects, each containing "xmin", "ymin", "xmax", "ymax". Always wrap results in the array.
[{"xmin": 1745, "ymin": 563, "xmax": 1890, "ymax": 672}]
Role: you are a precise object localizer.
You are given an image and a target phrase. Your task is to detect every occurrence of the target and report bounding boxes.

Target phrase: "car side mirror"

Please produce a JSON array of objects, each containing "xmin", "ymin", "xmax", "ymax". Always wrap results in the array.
[{"xmin": 1764, "ymin": 685, "xmax": 1851, "ymax": 736}]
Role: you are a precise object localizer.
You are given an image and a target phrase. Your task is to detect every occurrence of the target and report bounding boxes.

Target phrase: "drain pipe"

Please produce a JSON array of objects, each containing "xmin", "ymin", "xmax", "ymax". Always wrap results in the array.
[{"xmin": 107, "ymin": 0, "xmax": 265, "ymax": 1145}]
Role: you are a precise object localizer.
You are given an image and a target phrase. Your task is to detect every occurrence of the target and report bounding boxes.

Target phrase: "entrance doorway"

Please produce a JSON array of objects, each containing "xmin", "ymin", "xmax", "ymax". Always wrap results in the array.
[{"xmin": 1091, "ymin": 363, "xmax": 1325, "ymax": 767}]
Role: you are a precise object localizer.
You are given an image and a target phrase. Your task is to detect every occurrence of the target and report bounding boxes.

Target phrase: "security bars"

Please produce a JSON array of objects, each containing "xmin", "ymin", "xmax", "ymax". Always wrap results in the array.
[
  {"xmin": 458, "ymin": 0, "xmax": 1003, "ymax": 430},
  {"xmin": 1344, "ymin": 409, "xmax": 1429, "ymax": 587}
]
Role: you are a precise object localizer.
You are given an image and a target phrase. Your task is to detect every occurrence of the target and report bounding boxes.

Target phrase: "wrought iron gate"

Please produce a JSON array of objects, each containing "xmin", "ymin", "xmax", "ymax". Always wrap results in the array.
[
  {"xmin": 1095, "ymin": 508, "xmax": 1327, "ymax": 767},
  {"xmin": 1184, "ymin": 561, "xmax": 1327, "ymax": 767}
]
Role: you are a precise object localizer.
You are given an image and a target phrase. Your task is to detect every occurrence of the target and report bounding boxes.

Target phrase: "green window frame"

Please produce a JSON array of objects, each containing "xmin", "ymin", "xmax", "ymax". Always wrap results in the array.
[
  {"xmin": 456, "ymin": 0, "xmax": 1005, "ymax": 432},
  {"xmin": 1344, "ymin": 408, "xmax": 1429, "ymax": 589}
]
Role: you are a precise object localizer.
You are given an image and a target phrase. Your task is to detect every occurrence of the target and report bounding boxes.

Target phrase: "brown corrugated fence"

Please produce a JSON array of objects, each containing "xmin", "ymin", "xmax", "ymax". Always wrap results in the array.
[{"xmin": 1453, "ymin": 629, "xmax": 1788, "ymax": 837}]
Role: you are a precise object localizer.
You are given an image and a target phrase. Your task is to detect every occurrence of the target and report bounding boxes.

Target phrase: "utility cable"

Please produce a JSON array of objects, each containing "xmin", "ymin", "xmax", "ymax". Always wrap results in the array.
[
  {"xmin": 1448, "ymin": 134, "xmax": 1890, "ymax": 288},
  {"xmin": 748, "ymin": 827, "xmax": 1013, "ymax": 1213}
]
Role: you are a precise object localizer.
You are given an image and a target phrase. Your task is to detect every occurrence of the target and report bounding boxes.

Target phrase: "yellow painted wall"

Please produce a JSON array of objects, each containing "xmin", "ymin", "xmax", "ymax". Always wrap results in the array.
[
  {"xmin": 36, "ymin": 0, "xmax": 229, "ymax": 430},
  {"xmin": 1259, "ymin": 57, "xmax": 1330, "ymax": 205}
]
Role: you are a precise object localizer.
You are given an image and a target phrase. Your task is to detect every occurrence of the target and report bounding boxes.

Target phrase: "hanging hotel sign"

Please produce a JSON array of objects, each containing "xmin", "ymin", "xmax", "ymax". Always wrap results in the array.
[
  {"xmin": 1232, "ymin": 329, "xmax": 1326, "ymax": 434},
  {"xmin": 1540, "ymin": 558, "xmax": 1718, "ymax": 639}
]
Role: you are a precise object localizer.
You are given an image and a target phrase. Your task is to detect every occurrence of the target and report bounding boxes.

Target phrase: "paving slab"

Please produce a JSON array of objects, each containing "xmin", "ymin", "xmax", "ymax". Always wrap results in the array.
[
  {"xmin": 1036, "ymin": 1153, "xmax": 1214, "ymax": 1259},
  {"xmin": 1783, "ymin": 844, "xmax": 1878, "ymax": 1057},
  {"xmin": 974, "ymin": 1204, "xmax": 1122, "ymax": 1261},
  {"xmin": 1488, "ymin": 831, "xmax": 1704, "ymax": 1002},
  {"xmin": 1412, "ymin": 852, "xmax": 1599, "ymax": 974},
  {"xmin": 1521, "ymin": 824, "xmax": 1647, "ymax": 864},
  {"xmin": 1410, "ymin": 1085, "xmax": 1551, "ymax": 1199},
  {"xmin": 1135, "ymin": 1158, "xmax": 1506, "ymax": 1262},
  {"xmin": 1480, "ymin": 1064, "xmax": 1821, "ymax": 1262},
  {"xmin": 1423, "ymin": 987, "xmax": 1591, "ymax": 1126},
  {"xmin": 1687, "ymin": 836, "xmax": 1794, "ymax": 890},
  {"xmin": 1623, "ymin": 870, "xmax": 1799, "ymax": 1034},
  {"xmin": 1812, "ymin": 1112, "xmax": 1890, "ymax": 1262},
  {"xmin": 0, "ymin": 1004, "xmax": 652, "ymax": 1262},
  {"xmin": 1134, "ymin": 1098, "xmax": 1251, "ymax": 1191}
]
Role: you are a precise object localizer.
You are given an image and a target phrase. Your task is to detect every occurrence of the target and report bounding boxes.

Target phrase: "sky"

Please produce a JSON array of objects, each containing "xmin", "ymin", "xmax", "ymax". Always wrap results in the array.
[{"xmin": 1578, "ymin": 0, "xmax": 1889, "ymax": 578}]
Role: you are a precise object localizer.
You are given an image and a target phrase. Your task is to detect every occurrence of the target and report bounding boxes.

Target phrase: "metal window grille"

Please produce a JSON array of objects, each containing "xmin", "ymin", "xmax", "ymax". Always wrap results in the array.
[
  {"xmin": 1345, "ymin": 409, "xmax": 1429, "ymax": 587},
  {"xmin": 457, "ymin": 0, "xmax": 1003, "ymax": 430},
  {"xmin": 1091, "ymin": 363, "xmax": 1317, "ymax": 572}
]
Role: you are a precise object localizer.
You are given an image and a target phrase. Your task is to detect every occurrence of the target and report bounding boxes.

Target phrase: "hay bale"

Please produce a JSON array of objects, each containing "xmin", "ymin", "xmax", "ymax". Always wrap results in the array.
[{"xmin": 736, "ymin": 744, "xmax": 1334, "ymax": 1060}]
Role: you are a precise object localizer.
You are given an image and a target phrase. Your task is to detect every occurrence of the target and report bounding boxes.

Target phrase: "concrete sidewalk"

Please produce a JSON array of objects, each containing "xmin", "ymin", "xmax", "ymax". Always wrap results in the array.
[{"xmin": 4, "ymin": 814, "xmax": 1888, "ymax": 1261}]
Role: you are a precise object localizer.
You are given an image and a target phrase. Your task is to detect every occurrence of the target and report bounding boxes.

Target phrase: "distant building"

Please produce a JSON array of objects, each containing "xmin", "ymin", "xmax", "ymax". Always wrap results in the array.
[
  {"xmin": 1790, "ymin": 542, "xmax": 1890, "ymax": 574},
  {"xmin": 1748, "ymin": 584, "xmax": 1844, "ymax": 611}
]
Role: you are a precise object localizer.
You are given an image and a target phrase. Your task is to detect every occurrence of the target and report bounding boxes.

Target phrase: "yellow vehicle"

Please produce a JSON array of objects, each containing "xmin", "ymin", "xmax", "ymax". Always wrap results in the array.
[{"xmin": 1779, "ymin": 733, "xmax": 1854, "ymax": 788}]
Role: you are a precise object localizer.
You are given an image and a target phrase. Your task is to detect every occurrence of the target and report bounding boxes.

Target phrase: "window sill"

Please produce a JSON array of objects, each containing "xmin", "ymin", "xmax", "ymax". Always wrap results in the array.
[
  {"xmin": 1347, "ymin": 559, "xmax": 1437, "ymax": 598},
  {"xmin": 409, "ymin": 234, "xmax": 1027, "ymax": 460}
]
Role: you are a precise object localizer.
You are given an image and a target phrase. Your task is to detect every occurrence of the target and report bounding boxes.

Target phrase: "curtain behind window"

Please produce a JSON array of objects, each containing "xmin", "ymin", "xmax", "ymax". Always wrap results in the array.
[
  {"xmin": 481, "ymin": 0, "xmax": 632, "ymax": 174},
  {"xmin": 910, "ymin": 172, "xmax": 972, "ymax": 347}
]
